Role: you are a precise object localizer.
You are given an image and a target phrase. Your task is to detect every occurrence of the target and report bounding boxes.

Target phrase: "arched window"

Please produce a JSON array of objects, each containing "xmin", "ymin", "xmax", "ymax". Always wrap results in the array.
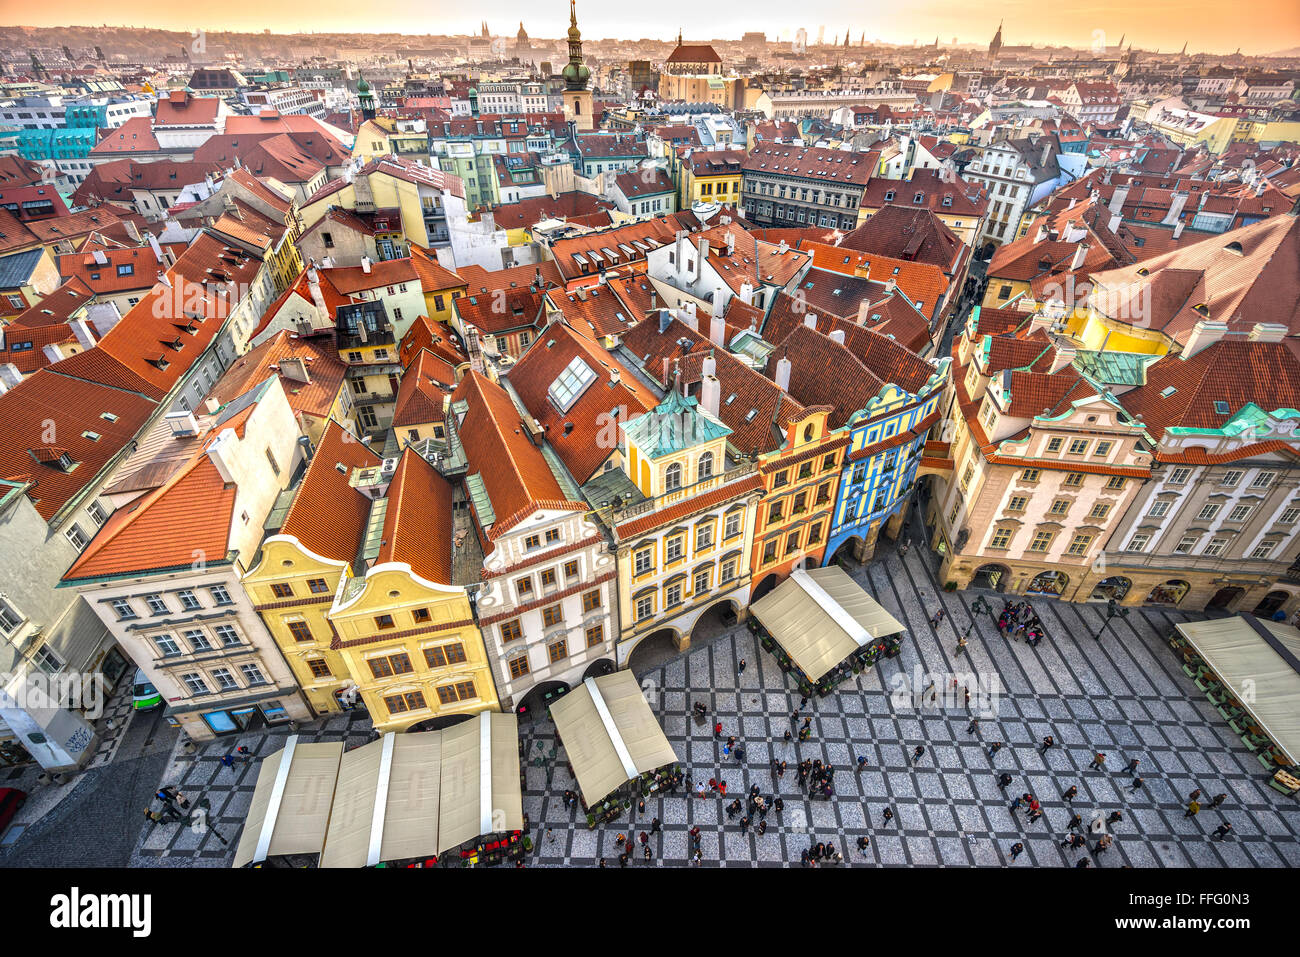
[
  {"xmin": 665, "ymin": 463, "xmax": 682, "ymax": 490},
  {"xmin": 803, "ymin": 425, "xmax": 814, "ymax": 443},
  {"xmin": 698, "ymin": 452, "xmax": 714, "ymax": 481}
]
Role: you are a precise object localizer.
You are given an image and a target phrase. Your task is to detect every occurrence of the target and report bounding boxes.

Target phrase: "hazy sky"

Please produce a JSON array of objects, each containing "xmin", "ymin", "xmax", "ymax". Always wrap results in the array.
[{"xmin": 8, "ymin": 0, "xmax": 1300, "ymax": 55}]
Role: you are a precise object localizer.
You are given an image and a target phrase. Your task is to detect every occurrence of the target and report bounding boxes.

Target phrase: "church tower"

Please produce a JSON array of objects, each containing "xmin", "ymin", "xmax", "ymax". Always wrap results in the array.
[
  {"xmin": 561, "ymin": 0, "xmax": 593, "ymax": 132},
  {"xmin": 357, "ymin": 73, "xmax": 375, "ymax": 121},
  {"xmin": 988, "ymin": 20, "xmax": 1003, "ymax": 61}
]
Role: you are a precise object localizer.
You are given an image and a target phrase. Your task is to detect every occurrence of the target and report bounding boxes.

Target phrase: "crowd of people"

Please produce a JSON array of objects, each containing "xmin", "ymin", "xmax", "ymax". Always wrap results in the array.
[{"xmin": 998, "ymin": 600, "xmax": 1045, "ymax": 646}]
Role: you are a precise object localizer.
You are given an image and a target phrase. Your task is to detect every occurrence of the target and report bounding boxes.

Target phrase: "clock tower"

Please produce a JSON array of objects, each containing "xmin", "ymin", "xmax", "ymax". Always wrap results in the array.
[{"xmin": 561, "ymin": 0, "xmax": 593, "ymax": 132}]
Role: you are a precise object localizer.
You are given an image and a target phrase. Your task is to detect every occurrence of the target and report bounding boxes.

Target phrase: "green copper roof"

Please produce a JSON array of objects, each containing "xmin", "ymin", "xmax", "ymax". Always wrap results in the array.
[
  {"xmin": 1072, "ymin": 350, "xmax": 1156, "ymax": 387},
  {"xmin": 1166, "ymin": 402, "xmax": 1300, "ymax": 437},
  {"xmin": 464, "ymin": 472, "xmax": 496, "ymax": 526},
  {"xmin": 623, "ymin": 389, "xmax": 731, "ymax": 458}
]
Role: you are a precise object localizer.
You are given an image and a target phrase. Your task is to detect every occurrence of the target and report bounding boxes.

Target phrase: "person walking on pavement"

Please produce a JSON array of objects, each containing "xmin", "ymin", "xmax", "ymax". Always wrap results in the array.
[
  {"xmin": 930, "ymin": 608, "xmax": 945, "ymax": 627},
  {"xmin": 1130, "ymin": 776, "xmax": 1145, "ymax": 794},
  {"xmin": 714, "ymin": 722, "xmax": 723, "ymax": 739},
  {"xmin": 1066, "ymin": 811, "xmax": 1082, "ymax": 832},
  {"xmin": 1184, "ymin": 800, "xmax": 1201, "ymax": 819},
  {"xmin": 966, "ymin": 717, "xmax": 979, "ymax": 734},
  {"xmin": 1209, "ymin": 792, "xmax": 1227, "ymax": 809},
  {"xmin": 882, "ymin": 808, "xmax": 894, "ymax": 825},
  {"xmin": 1009, "ymin": 794, "xmax": 1026, "ymax": 815},
  {"xmin": 1027, "ymin": 799, "xmax": 1043, "ymax": 824},
  {"xmin": 956, "ymin": 636, "xmax": 969, "ymax": 656},
  {"xmin": 987, "ymin": 741, "xmax": 1004, "ymax": 759},
  {"xmin": 1038, "ymin": 735, "xmax": 1054, "ymax": 755},
  {"xmin": 912, "ymin": 744, "xmax": 926, "ymax": 764},
  {"xmin": 1124, "ymin": 757, "xmax": 1140, "ymax": 775},
  {"xmin": 1009, "ymin": 842, "xmax": 1025, "ymax": 861},
  {"xmin": 856, "ymin": 755, "xmax": 868, "ymax": 771},
  {"xmin": 1212, "ymin": 823, "xmax": 1233, "ymax": 841},
  {"xmin": 1107, "ymin": 811, "xmax": 1123, "ymax": 827},
  {"xmin": 738, "ymin": 659, "xmax": 746, "ymax": 674},
  {"xmin": 143, "ymin": 807, "xmax": 164, "ymax": 826},
  {"xmin": 997, "ymin": 772, "xmax": 1014, "ymax": 790},
  {"xmin": 1088, "ymin": 752, "xmax": 1106, "ymax": 770},
  {"xmin": 1063, "ymin": 785, "xmax": 1078, "ymax": 804},
  {"xmin": 650, "ymin": 817, "xmax": 661, "ymax": 833},
  {"xmin": 1093, "ymin": 834, "xmax": 1113, "ymax": 858}
]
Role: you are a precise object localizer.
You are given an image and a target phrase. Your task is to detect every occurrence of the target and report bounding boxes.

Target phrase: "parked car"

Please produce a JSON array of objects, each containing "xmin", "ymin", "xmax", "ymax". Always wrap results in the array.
[{"xmin": 132, "ymin": 668, "xmax": 162, "ymax": 711}]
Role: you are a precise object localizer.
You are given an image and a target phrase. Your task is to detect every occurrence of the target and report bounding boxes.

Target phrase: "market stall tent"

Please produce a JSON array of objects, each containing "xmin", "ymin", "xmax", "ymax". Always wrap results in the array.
[
  {"xmin": 436, "ymin": 711, "xmax": 523, "ymax": 855},
  {"xmin": 1174, "ymin": 615, "xmax": 1300, "ymax": 765},
  {"xmin": 549, "ymin": 670, "xmax": 679, "ymax": 807},
  {"xmin": 750, "ymin": 565, "xmax": 907, "ymax": 682},
  {"xmin": 233, "ymin": 738, "xmax": 344, "ymax": 869}
]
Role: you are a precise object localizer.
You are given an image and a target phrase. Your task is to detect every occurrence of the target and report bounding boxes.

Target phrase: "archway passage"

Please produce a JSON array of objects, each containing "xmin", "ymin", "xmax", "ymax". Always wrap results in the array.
[
  {"xmin": 626, "ymin": 628, "xmax": 680, "ymax": 679},
  {"xmin": 752, "ymin": 573, "xmax": 780, "ymax": 603},
  {"xmin": 690, "ymin": 599, "xmax": 740, "ymax": 646},
  {"xmin": 582, "ymin": 657, "xmax": 616, "ymax": 681},
  {"xmin": 406, "ymin": 711, "xmax": 474, "ymax": 733},
  {"xmin": 515, "ymin": 680, "xmax": 570, "ymax": 720},
  {"xmin": 971, "ymin": 563, "xmax": 1010, "ymax": 592},
  {"xmin": 827, "ymin": 536, "xmax": 865, "ymax": 568},
  {"xmin": 1091, "ymin": 576, "xmax": 1132, "ymax": 601},
  {"xmin": 1145, "ymin": 580, "xmax": 1190, "ymax": 606},
  {"xmin": 1027, "ymin": 570, "xmax": 1069, "ymax": 597},
  {"xmin": 1206, "ymin": 585, "xmax": 1246, "ymax": 613},
  {"xmin": 1252, "ymin": 590, "xmax": 1290, "ymax": 619}
]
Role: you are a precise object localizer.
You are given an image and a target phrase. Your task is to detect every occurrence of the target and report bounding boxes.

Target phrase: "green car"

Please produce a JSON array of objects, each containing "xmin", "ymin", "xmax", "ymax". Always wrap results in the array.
[{"xmin": 131, "ymin": 669, "xmax": 162, "ymax": 711}]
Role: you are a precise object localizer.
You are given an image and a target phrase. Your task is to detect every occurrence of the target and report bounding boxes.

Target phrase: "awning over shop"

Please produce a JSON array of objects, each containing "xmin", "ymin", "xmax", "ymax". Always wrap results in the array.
[
  {"xmin": 1175, "ymin": 615, "xmax": 1300, "ymax": 766},
  {"xmin": 750, "ymin": 565, "xmax": 907, "ymax": 682},
  {"xmin": 319, "ymin": 732, "xmax": 443, "ymax": 868},
  {"xmin": 436, "ymin": 711, "xmax": 523, "ymax": 855},
  {"xmin": 235, "ymin": 712, "xmax": 523, "ymax": 869},
  {"xmin": 549, "ymin": 670, "xmax": 679, "ymax": 807},
  {"xmin": 233, "ymin": 738, "xmax": 344, "ymax": 869}
]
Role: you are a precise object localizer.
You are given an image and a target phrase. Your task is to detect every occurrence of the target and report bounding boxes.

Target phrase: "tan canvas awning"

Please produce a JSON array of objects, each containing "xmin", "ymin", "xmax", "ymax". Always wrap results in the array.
[
  {"xmin": 319, "ymin": 732, "xmax": 443, "ymax": 868},
  {"xmin": 233, "ymin": 737, "xmax": 344, "ymax": 869},
  {"xmin": 750, "ymin": 565, "xmax": 907, "ymax": 682},
  {"xmin": 436, "ymin": 711, "xmax": 523, "ymax": 854},
  {"xmin": 1176, "ymin": 615, "xmax": 1300, "ymax": 766},
  {"xmin": 549, "ymin": 670, "xmax": 679, "ymax": 807}
]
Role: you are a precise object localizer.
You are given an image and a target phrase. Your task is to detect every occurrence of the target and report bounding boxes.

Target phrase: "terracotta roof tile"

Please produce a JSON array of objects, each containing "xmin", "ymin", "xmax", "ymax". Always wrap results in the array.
[
  {"xmin": 280, "ymin": 419, "xmax": 382, "ymax": 564},
  {"xmin": 375, "ymin": 448, "xmax": 455, "ymax": 584}
]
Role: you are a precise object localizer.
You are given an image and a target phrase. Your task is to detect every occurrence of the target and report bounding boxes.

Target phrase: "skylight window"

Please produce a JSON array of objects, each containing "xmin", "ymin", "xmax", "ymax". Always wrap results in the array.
[
  {"xmin": 548, "ymin": 356, "xmax": 597, "ymax": 412},
  {"xmin": 1160, "ymin": 386, "xmax": 1177, "ymax": 398},
  {"xmin": 1213, "ymin": 400, "xmax": 1229, "ymax": 414}
]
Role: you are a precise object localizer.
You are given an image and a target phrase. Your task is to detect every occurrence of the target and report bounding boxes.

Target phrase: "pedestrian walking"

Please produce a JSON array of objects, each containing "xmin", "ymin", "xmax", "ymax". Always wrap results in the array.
[
  {"xmin": 784, "ymin": 729, "xmax": 793, "ymax": 743},
  {"xmin": 650, "ymin": 817, "xmax": 661, "ymax": 833},
  {"xmin": 1130, "ymin": 776, "xmax": 1144, "ymax": 794},
  {"xmin": 734, "ymin": 746, "xmax": 746, "ymax": 762},
  {"xmin": 1063, "ymin": 785, "xmax": 1078, "ymax": 804},
  {"xmin": 1093, "ymin": 834, "xmax": 1113, "ymax": 857},
  {"xmin": 1184, "ymin": 800, "xmax": 1201, "ymax": 818},
  {"xmin": 1212, "ymin": 823, "xmax": 1233, "ymax": 841},
  {"xmin": 757, "ymin": 820, "xmax": 767, "ymax": 836},
  {"xmin": 1124, "ymin": 757, "xmax": 1140, "ymax": 774},
  {"xmin": 1209, "ymin": 792, "xmax": 1227, "ymax": 809},
  {"xmin": 1009, "ymin": 795, "xmax": 1025, "ymax": 814},
  {"xmin": 930, "ymin": 609, "xmax": 945, "ymax": 627},
  {"xmin": 739, "ymin": 816, "xmax": 750, "ymax": 833},
  {"xmin": 1038, "ymin": 735, "xmax": 1054, "ymax": 755},
  {"xmin": 966, "ymin": 717, "xmax": 979, "ymax": 734},
  {"xmin": 857, "ymin": 836, "xmax": 870, "ymax": 853},
  {"xmin": 956, "ymin": 636, "xmax": 968, "ymax": 656},
  {"xmin": 987, "ymin": 741, "xmax": 1004, "ymax": 759},
  {"xmin": 696, "ymin": 781, "xmax": 707, "ymax": 800},
  {"xmin": 1076, "ymin": 858, "xmax": 1091, "ymax": 868},
  {"xmin": 882, "ymin": 807, "xmax": 894, "ymax": 824},
  {"xmin": 738, "ymin": 659, "xmax": 746, "ymax": 674},
  {"xmin": 1009, "ymin": 842, "xmax": 1025, "ymax": 861},
  {"xmin": 1066, "ymin": 811, "xmax": 1082, "ymax": 832},
  {"xmin": 912, "ymin": 744, "xmax": 926, "ymax": 764},
  {"xmin": 774, "ymin": 797, "xmax": 784, "ymax": 815},
  {"xmin": 1189, "ymin": 789, "xmax": 1202, "ymax": 803},
  {"xmin": 143, "ymin": 807, "xmax": 164, "ymax": 826},
  {"xmin": 643, "ymin": 845, "xmax": 652, "ymax": 861},
  {"xmin": 714, "ymin": 722, "xmax": 723, "ymax": 739},
  {"xmin": 997, "ymin": 772, "xmax": 1014, "ymax": 790},
  {"xmin": 1107, "ymin": 811, "xmax": 1123, "ymax": 826},
  {"xmin": 638, "ymin": 831, "xmax": 648, "ymax": 846},
  {"xmin": 856, "ymin": 755, "xmax": 868, "ymax": 771},
  {"xmin": 1088, "ymin": 752, "xmax": 1106, "ymax": 770}
]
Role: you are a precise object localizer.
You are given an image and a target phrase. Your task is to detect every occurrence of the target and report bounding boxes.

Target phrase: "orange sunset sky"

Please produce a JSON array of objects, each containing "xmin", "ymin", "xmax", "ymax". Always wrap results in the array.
[{"xmin": 4, "ymin": 0, "xmax": 1300, "ymax": 55}]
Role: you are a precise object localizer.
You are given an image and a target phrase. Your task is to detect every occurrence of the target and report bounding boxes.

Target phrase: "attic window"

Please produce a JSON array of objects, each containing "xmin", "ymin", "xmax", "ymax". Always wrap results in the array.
[
  {"xmin": 745, "ymin": 409, "xmax": 758, "ymax": 421},
  {"xmin": 101, "ymin": 412, "xmax": 118, "ymax": 422},
  {"xmin": 82, "ymin": 431, "xmax": 101, "ymax": 441},
  {"xmin": 1160, "ymin": 386, "xmax": 1177, "ymax": 398},
  {"xmin": 1223, "ymin": 241, "xmax": 1243, "ymax": 255},
  {"xmin": 1213, "ymin": 400, "xmax": 1229, "ymax": 414}
]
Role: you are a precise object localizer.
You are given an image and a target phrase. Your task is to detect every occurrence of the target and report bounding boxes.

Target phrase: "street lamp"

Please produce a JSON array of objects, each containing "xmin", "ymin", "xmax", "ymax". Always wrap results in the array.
[
  {"xmin": 1093, "ymin": 598, "xmax": 1129, "ymax": 641},
  {"xmin": 971, "ymin": 596, "xmax": 993, "ymax": 617}
]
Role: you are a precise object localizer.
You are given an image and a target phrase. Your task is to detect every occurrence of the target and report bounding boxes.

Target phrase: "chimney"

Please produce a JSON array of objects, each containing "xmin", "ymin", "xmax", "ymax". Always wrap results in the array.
[
  {"xmin": 42, "ymin": 344, "xmax": 64, "ymax": 366},
  {"xmin": 857, "ymin": 299, "xmax": 871, "ymax": 324},
  {"xmin": 1047, "ymin": 341, "xmax": 1077, "ymax": 374},
  {"xmin": 69, "ymin": 319, "xmax": 96, "ymax": 351},
  {"xmin": 1034, "ymin": 222, "xmax": 1048, "ymax": 243},
  {"xmin": 1180, "ymin": 319, "xmax": 1228, "ymax": 359},
  {"xmin": 674, "ymin": 229, "xmax": 686, "ymax": 268},
  {"xmin": 775, "ymin": 356, "xmax": 792, "ymax": 392},
  {"xmin": 1162, "ymin": 190, "xmax": 1189, "ymax": 226},
  {"xmin": 709, "ymin": 313, "xmax": 725, "ymax": 348},
  {"xmin": 1108, "ymin": 185, "xmax": 1129, "ymax": 216},
  {"xmin": 361, "ymin": 256, "xmax": 372, "ymax": 274},
  {"xmin": 206, "ymin": 429, "xmax": 238, "ymax": 484},
  {"xmin": 1248, "ymin": 322, "xmax": 1287, "ymax": 344},
  {"xmin": 1070, "ymin": 243, "xmax": 1089, "ymax": 271},
  {"xmin": 658, "ymin": 310, "xmax": 672, "ymax": 334},
  {"xmin": 738, "ymin": 282, "xmax": 754, "ymax": 304},
  {"xmin": 701, "ymin": 370, "xmax": 720, "ymax": 416},
  {"xmin": 279, "ymin": 356, "xmax": 311, "ymax": 383},
  {"xmin": 884, "ymin": 279, "xmax": 896, "ymax": 296},
  {"xmin": 696, "ymin": 235, "xmax": 709, "ymax": 272},
  {"xmin": 829, "ymin": 329, "xmax": 846, "ymax": 345},
  {"xmin": 0, "ymin": 364, "xmax": 21, "ymax": 391},
  {"xmin": 804, "ymin": 314, "xmax": 818, "ymax": 329}
]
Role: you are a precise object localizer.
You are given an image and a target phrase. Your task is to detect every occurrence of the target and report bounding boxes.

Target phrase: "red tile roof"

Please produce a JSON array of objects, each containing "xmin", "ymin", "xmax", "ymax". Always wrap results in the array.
[
  {"xmin": 207, "ymin": 330, "xmax": 348, "ymax": 422},
  {"xmin": 507, "ymin": 322, "xmax": 655, "ymax": 484},
  {"xmin": 392, "ymin": 348, "xmax": 452, "ymax": 428},
  {"xmin": 279, "ymin": 418, "xmax": 382, "ymax": 564},
  {"xmin": 375, "ymin": 448, "xmax": 455, "ymax": 584},
  {"xmin": 451, "ymin": 371, "xmax": 582, "ymax": 546}
]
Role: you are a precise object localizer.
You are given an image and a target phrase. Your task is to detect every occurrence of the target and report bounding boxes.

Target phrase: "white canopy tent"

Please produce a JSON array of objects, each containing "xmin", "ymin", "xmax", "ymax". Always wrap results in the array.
[
  {"xmin": 233, "ymin": 738, "xmax": 344, "ymax": 869},
  {"xmin": 235, "ymin": 713, "xmax": 524, "ymax": 869},
  {"xmin": 750, "ymin": 565, "xmax": 907, "ymax": 682},
  {"xmin": 549, "ymin": 670, "xmax": 679, "ymax": 807},
  {"xmin": 1175, "ymin": 615, "xmax": 1300, "ymax": 766}
]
